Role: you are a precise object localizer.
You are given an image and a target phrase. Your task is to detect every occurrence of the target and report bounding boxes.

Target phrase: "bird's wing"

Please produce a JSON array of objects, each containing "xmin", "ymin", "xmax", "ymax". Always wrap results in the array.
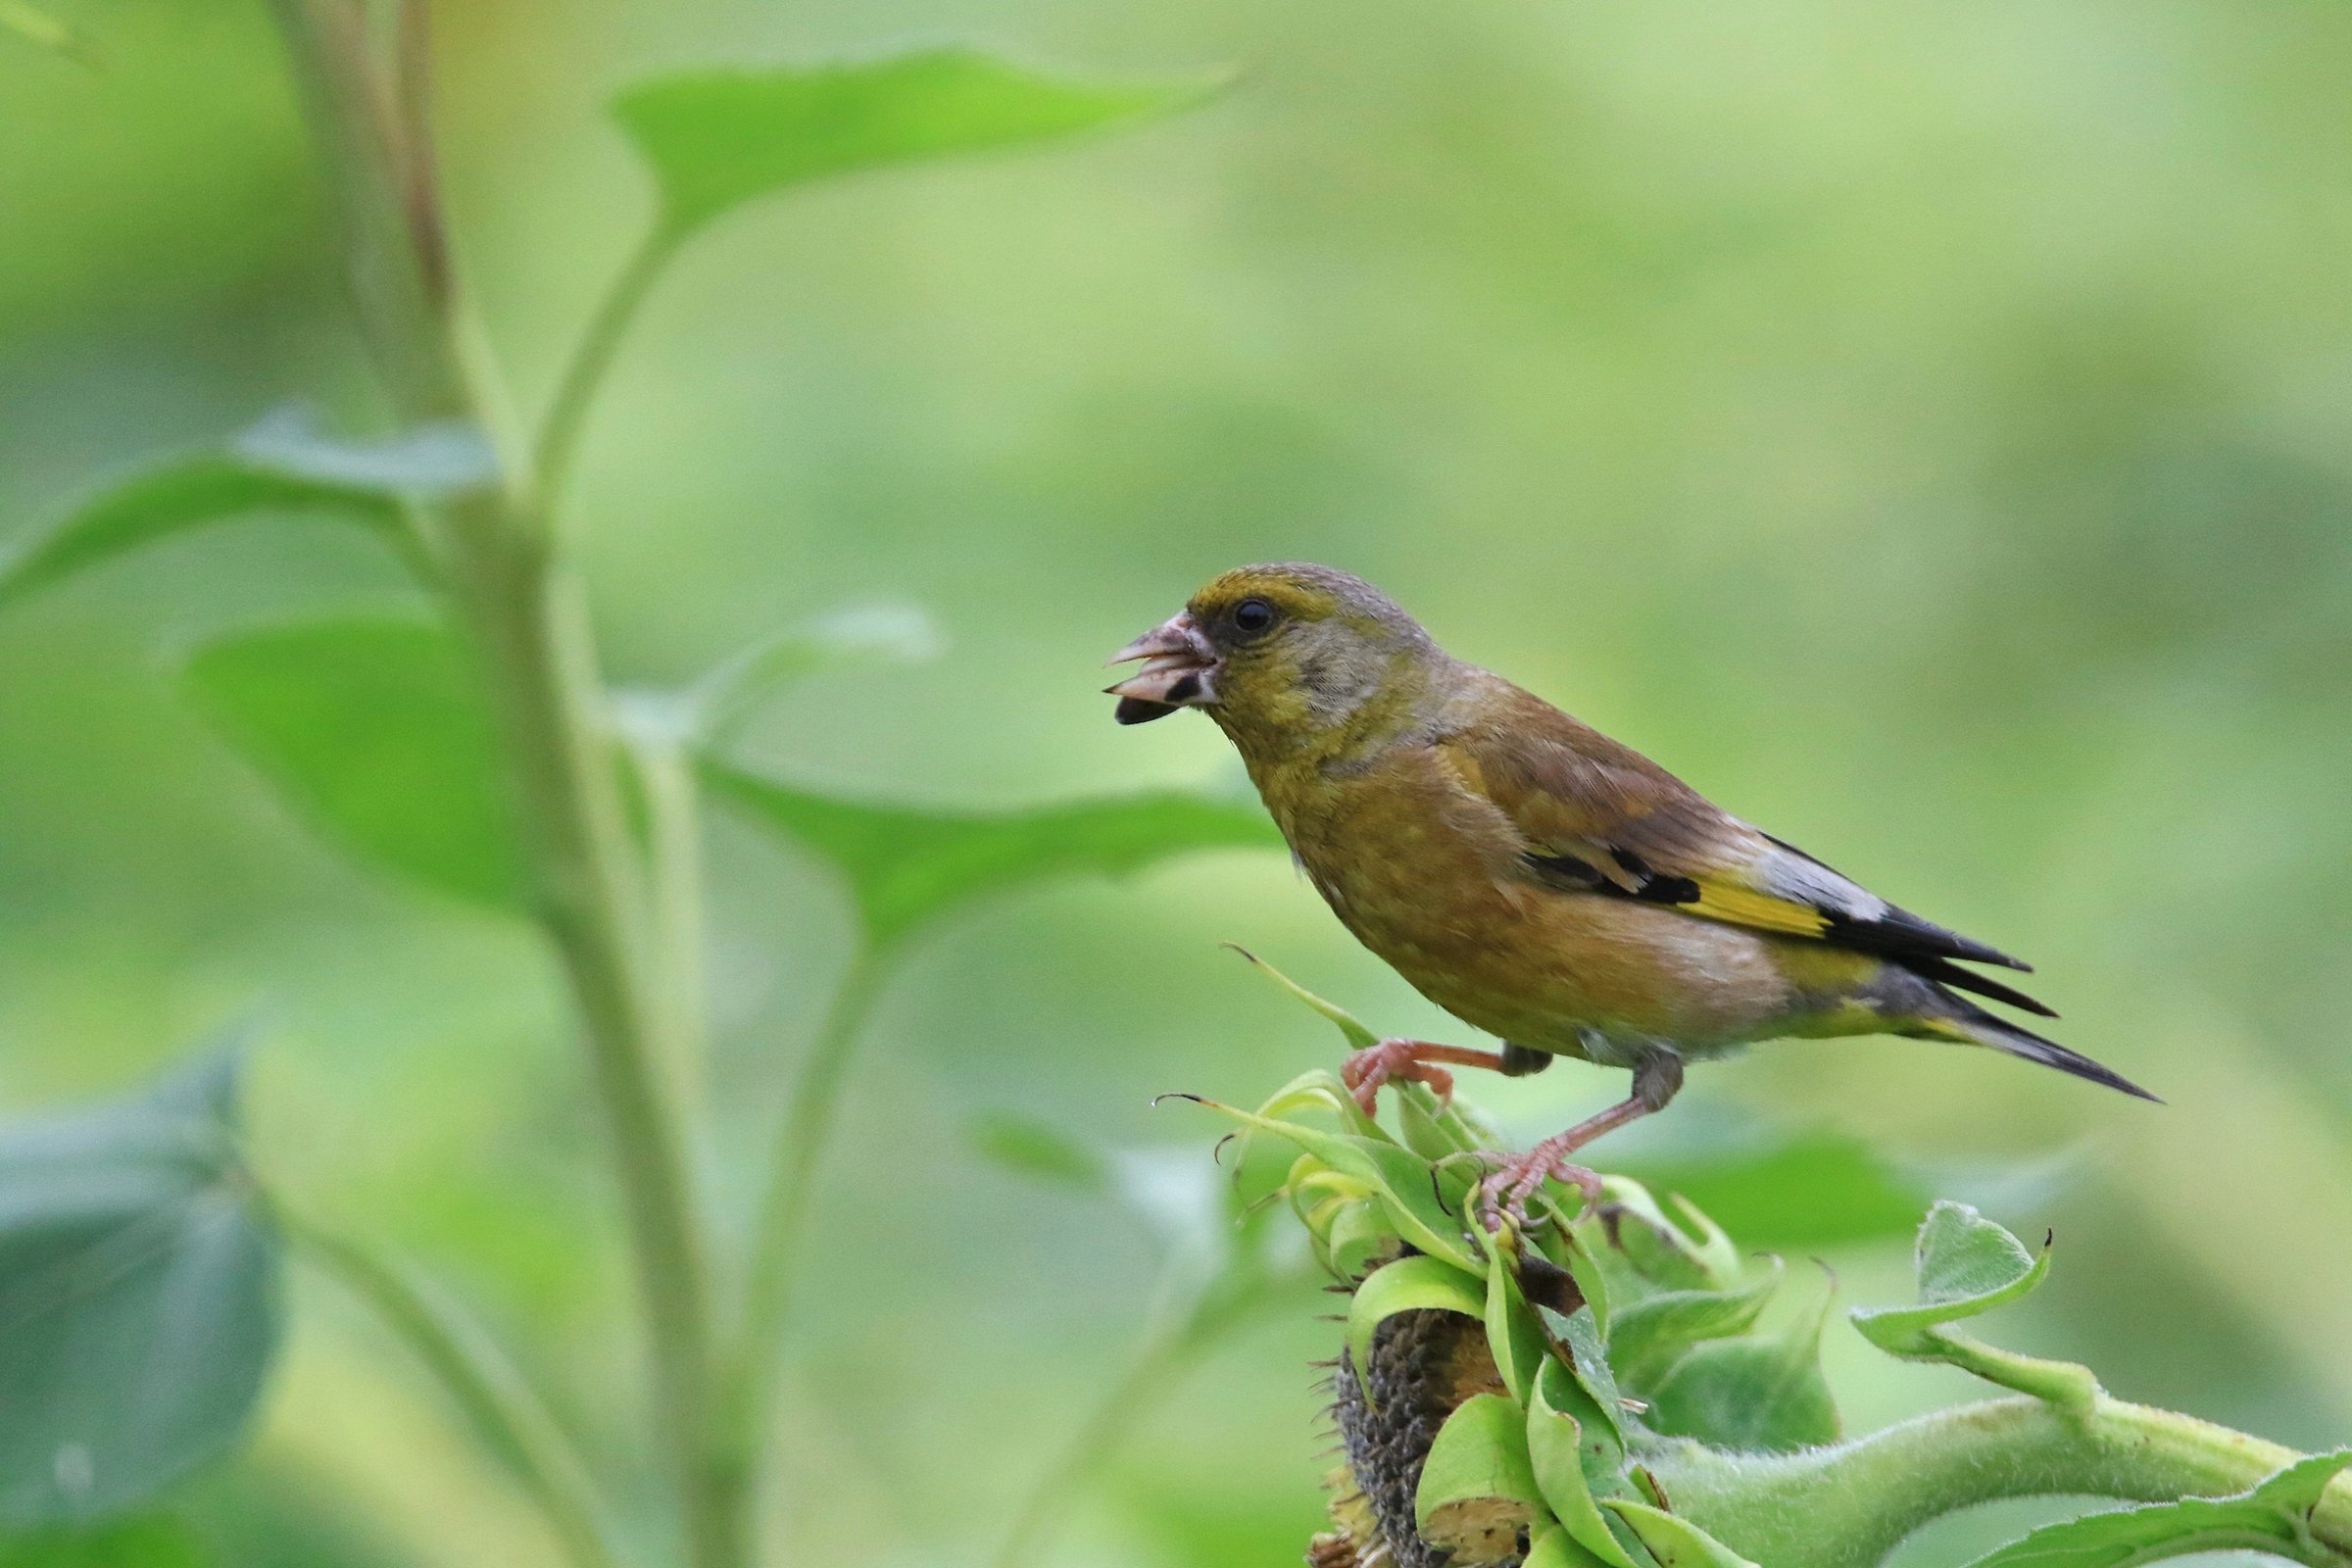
[{"xmin": 1438, "ymin": 683, "xmax": 2041, "ymax": 996}]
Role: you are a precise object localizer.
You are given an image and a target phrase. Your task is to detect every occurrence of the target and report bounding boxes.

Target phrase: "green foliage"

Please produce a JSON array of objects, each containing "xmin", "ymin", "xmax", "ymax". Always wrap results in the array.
[
  {"xmin": 612, "ymin": 49, "xmax": 1216, "ymax": 239},
  {"xmin": 1642, "ymin": 1287, "xmax": 1838, "ymax": 1454},
  {"xmin": 0, "ymin": 1516, "xmax": 212, "ymax": 1568},
  {"xmin": 1959, "ymin": 1451, "xmax": 2352, "ymax": 1568},
  {"xmin": 706, "ymin": 760, "xmax": 1279, "ymax": 949},
  {"xmin": 180, "ymin": 616, "xmax": 523, "ymax": 911},
  {"xmin": 0, "ymin": 1045, "xmax": 280, "ymax": 1526},
  {"xmin": 1217, "ymin": 970, "xmax": 2352, "ymax": 1568},
  {"xmin": 0, "ymin": 2, "xmax": 95, "ymax": 68},
  {"xmin": 965, "ymin": 1111, "xmax": 1112, "ymax": 1194},
  {"xmin": 1614, "ymin": 1136, "xmax": 1931, "ymax": 1253},
  {"xmin": 0, "ymin": 410, "xmax": 493, "ymax": 612},
  {"xmin": 1850, "ymin": 1200, "xmax": 2099, "ymax": 1413}
]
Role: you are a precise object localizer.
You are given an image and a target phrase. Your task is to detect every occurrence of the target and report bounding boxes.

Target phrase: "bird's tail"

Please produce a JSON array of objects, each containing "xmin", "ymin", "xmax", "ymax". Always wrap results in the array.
[{"xmin": 1916, "ymin": 993, "xmax": 2161, "ymax": 1102}]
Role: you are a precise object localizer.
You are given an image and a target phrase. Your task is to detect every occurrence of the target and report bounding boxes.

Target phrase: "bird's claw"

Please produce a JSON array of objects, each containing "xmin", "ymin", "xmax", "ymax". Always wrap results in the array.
[
  {"xmin": 1340, "ymin": 1038, "xmax": 1456, "ymax": 1118},
  {"xmin": 1475, "ymin": 1154, "xmax": 1606, "ymax": 1235}
]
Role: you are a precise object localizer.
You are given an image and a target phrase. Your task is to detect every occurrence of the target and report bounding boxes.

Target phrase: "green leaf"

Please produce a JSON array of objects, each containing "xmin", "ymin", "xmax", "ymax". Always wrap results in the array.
[
  {"xmin": 1188, "ymin": 1098, "xmax": 1477, "ymax": 1272},
  {"xmin": 1960, "ymin": 1450, "xmax": 2352, "ymax": 1568},
  {"xmin": 1524, "ymin": 1524, "xmax": 1617, "ymax": 1568},
  {"xmin": 1222, "ymin": 947, "xmax": 1378, "ymax": 1051},
  {"xmin": 0, "ymin": 1515, "xmax": 214, "ymax": 1568},
  {"xmin": 1483, "ymin": 1236, "xmax": 1552, "ymax": 1407},
  {"xmin": 181, "ymin": 616, "xmax": 524, "ymax": 911},
  {"xmin": 1851, "ymin": 1202, "xmax": 2097, "ymax": 1411},
  {"xmin": 1347, "ymin": 1255, "xmax": 1485, "ymax": 1397},
  {"xmin": 684, "ymin": 604, "xmax": 941, "ymax": 747},
  {"xmin": 0, "ymin": 1044, "xmax": 282, "ymax": 1524},
  {"xmin": 1414, "ymin": 1393, "xmax": 1547, "ymax": 1559},
  {"xmin": 1605, "ymin": 1256, "xmax": 1782, "ymax": 1395},
  {"xmin": 0, "ymin": 2, "xmax": 98, "ymax": 68},
  {"xmin": 966, "ymin": 1112, "xmax": 1108, "ymax": 1193},
  {"xmin": 0, "ymin": 411, "xmax": 492, "ymax": 612},
  {"xmin": 1601, "ymin": 1499, "xmax": 1759, "ymax": 1568},
  {"xmin": 1321, "ymin": 1199, "xmax": 1395, "ymax": 1282},
  {"xmin": 1642, "ymin": 1285, "xmax": 1840, "ymax": 1454},
  {"xmin": 612, "ymin": 48, "xmax": 1219, "ymax": 238},
  {"xmin": 1589, "ymin": 1180, "xmax": 1743, "ymax": 1296},
  {"xmin": 704, "ymin": 760, "xmax": 1278, "ymax": 949},
  {"xmin": 1619, "ymin": 1133, "xmax": 1933, "ymax": 1252},
  {"xmin": 1528, "ymin": 1362, "xmax": 1641, "ymax": 1567},
  {"xmin": 1540, "ymin": 1304, "xmax": 1627, "ymax": 1449}
]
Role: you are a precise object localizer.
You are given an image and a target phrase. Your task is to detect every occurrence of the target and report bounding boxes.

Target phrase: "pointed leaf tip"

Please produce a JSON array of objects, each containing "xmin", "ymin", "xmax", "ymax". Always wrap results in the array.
[
  {"xmin": 1959, "ymin": 1449, "xmax": 2352, "ymax": 1567},
  {"xmin": 613, "ymin": 47, "xmax": 1223, "ymax": 237}
]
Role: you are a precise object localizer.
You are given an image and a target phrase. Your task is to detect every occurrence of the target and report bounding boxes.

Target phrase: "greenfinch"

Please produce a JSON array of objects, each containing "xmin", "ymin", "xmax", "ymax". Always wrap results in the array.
[{"xmin": 1109, "ymin": 563, "xmax": 2153, "ymax": 1217}]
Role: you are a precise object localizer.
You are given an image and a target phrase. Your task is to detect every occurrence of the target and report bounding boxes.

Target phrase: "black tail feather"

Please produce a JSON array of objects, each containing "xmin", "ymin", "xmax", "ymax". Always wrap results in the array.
[
  {"xmin": 1904, "ymin": 956, "xmax": 2059, "ymax": 1018},
  {"xmin": 1940, "ymin": 996, "xmax": 2160, "ymax": 1102}
]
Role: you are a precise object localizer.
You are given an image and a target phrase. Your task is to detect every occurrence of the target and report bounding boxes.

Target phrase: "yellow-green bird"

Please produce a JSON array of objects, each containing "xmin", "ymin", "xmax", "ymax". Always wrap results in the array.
[{"xmin": 1108, "ymin": 563, "xmax": 2154, "ymax": 1217}]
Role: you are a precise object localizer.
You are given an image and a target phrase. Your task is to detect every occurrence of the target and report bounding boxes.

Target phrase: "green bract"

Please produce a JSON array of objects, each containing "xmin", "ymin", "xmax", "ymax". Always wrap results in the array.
[{"xmin": 1213, "ymin": 959, "xmax": 2352, "ymax": 1568}]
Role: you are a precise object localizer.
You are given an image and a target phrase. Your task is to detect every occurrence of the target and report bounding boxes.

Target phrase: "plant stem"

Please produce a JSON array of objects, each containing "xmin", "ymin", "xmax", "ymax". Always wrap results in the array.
[
  {"xmin": 261, "ymin": 7, "xmax": 741, "ymax": 1560},
  {"xmin": 715, "ymin": 946, "xmax": 890, "ymax": 1515},
  {"xmin": 533, "ymin": 227, "xmax": 676, "ymax": 518},
  {"xmin": 1643, "ymin": 1393, "xmax": 2352, "ymax": 1568},
  {"xmin": 287, "ymin": 1216, "xmax": 623, "ymax": 1568},
  {"xmin": 628, "ymin": 726, "xmax": 711, "ymax": 1120},
  {"xmin": 447, "ymin": 527, "xmax": 740, "ymax": 1568}
]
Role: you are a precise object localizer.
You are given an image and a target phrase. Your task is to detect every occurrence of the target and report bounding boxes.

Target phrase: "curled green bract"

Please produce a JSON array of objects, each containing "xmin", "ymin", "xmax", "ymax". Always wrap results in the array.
[{"xmin": 1220, "ymin": 965, "xmax": 2352, "ymax": 1568}]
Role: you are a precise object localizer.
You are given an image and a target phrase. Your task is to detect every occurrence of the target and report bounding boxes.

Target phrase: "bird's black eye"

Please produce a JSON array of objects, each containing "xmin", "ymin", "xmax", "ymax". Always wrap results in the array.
[{"xmin": 1231, "ymin": 597, "xmax": 1278, "ymax": 636}]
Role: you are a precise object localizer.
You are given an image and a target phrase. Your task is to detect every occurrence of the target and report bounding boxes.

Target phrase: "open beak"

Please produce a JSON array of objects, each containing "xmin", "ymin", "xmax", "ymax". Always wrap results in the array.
[{"xmin": 1104, "ymin": 612, "xmax": 1219, "ymax": 725}]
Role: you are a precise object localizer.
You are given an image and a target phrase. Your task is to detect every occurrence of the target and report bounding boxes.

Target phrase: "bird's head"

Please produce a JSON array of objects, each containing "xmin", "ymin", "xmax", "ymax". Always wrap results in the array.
[{"xmin": 1106, "ymin": 563, "xmax": 1442, "ymax": 761}]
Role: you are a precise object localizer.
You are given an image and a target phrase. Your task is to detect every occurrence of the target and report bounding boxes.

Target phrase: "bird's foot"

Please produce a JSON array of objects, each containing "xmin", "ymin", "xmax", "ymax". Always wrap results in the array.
[
  {"xmin": 1476, "ymin": 1148, "xmax": 1606, "ymax": 1233},
  {"xmin": 1339, "ymin": 1039, "xmax": 1506, "ymax": 1119}
]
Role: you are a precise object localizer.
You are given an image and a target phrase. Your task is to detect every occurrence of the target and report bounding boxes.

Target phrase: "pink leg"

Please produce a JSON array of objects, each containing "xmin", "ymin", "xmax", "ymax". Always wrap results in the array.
[
  {"xmin": 1478, "ymin": 1054, "xmax": 1684, "ymax": 1229},
  {"xmin": 1340, "ymin": 1039, "xmax": 1509, "ymax": 1117}
]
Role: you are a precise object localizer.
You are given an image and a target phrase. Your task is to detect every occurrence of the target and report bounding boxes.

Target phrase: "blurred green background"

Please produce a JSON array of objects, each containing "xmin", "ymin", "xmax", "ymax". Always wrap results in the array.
[{"xmin": 5, "ymin": 0, "xmax": 2352, "ymax": 1564}]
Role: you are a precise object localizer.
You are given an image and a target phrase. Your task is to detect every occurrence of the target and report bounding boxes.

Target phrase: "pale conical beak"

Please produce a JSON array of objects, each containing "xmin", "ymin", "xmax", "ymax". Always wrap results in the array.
[{"xmin": 1104, "ymin": 612, "xmax": 1219, "ymax": 725}]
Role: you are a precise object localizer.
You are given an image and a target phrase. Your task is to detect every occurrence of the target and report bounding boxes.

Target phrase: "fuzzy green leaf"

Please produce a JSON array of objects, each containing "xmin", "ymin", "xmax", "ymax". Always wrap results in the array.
[
  {"xmin": 1528, "ymin": 1362, "xmax": 1641, "ymax": 1567},
  {"xmin": 1602, "ymin": 1499, "xmax": 1759, "ymax": 1567},
  {"xmin": 1642, "ymin": 1287, "xmax": 1839, "ymax": 1454},
  {"xmin": 1348, "ymin": 1255, "xmax": 1485, "ymax": 1396},
  {"xmin": 1591, "ymin": 1180, "xmax": 1744, "ymax": 1296},
  {"xmin": 181, "ymin": 616, "xmax": 524, "ymax": 910},
  {"xmin": 612, "ymin": 49, "xmax": 1217, "ymax": 238},
  {"xmin": 1415, "ymin": 1393, "xmax": 1547, "ymax": 1555},
  {"xmin": 704, "ymin": 760, "xmax": 1278, "ymax": 949},
  {"xmin": 1606, "ymin": 1256, "xmax": 1782, "ymax": 1395},
  {"xmin": 1851, "ymin": 1202, "xmax": 2098, "ymax": 1411},
  {"xmin": 1620, "ymin": 1133, "xmax": 1933, "ymax": 1252},
  {"xmin": 0, "ymin": 1044, "xmax": 281, "ymax": 1523},
  {"xmin": 1960, "ymin": 1450, "xmax": 2352, "ymax": 1568}
]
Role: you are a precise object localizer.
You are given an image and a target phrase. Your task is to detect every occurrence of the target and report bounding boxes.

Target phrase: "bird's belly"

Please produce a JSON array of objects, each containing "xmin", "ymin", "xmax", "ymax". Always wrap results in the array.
[{"xmin": 1305, "ymin": 845, "xmax": 1796, "ymax": 1060}]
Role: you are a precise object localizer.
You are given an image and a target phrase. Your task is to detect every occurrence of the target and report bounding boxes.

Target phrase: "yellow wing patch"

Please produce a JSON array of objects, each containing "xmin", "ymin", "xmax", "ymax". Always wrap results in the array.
[{"xmin": 1684, "ymin": 879, "xmax": 1834, "ymax": 939}]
